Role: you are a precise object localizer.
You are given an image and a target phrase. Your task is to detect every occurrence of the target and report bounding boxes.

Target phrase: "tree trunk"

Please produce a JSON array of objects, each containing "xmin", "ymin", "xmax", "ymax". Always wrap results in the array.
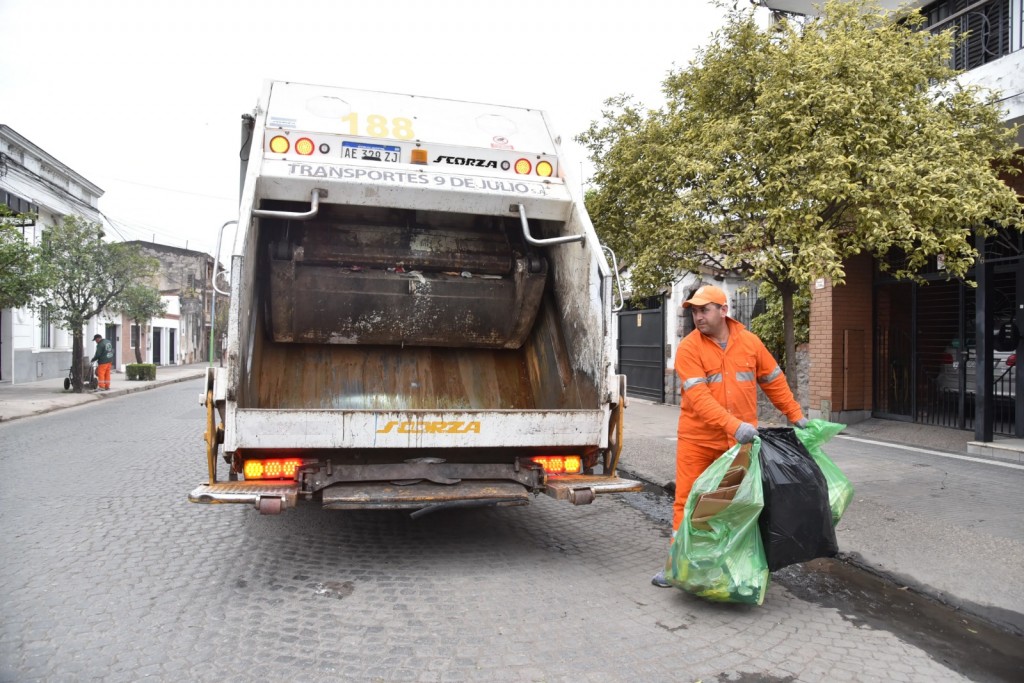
[
  {"xmin": 134, "ymin": 321, "xmax": 142, "ymax": 364},
  {"xmin": 72, "ymin": 332, "xmax": 84, "ymax": 393},
  {"xmin": 781, "ymin": 285, "xmax": 797, "ymax": 393}
]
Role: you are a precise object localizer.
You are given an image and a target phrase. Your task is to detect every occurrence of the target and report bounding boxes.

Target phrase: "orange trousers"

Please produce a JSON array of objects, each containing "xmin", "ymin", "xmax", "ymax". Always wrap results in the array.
[
  {"xmin": 97, "ymin": 362, "xmax": 111, "ymax": 390},
  {"xmin": 672, "ymin": 440, "xmax": 731, "ymax": 532}
]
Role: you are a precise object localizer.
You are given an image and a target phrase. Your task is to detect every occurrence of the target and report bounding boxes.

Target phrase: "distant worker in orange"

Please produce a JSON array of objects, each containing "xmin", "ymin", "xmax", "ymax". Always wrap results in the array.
[
  {"xmin": 91, "ymin": 333, "xmax": 115, "ymax": 391},
  {"xmin": 652, "ymin": 284, "xmax": 806, "ymax": 587}
]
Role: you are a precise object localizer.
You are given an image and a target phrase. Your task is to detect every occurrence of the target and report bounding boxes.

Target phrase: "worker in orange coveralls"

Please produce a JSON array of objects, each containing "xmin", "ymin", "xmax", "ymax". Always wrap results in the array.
[
  {"xmin": 90, "ymin": 333, "xmax": 115, "ymax": 391},
  {"xmin": 652, "ymin": 284, "xmax": 806, "ymax": 587}
]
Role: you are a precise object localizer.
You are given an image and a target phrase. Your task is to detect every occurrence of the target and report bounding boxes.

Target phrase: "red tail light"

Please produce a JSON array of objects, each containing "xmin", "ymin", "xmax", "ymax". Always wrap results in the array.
[
  {"xmin": 244, "ymin": 458, "xmax": 303, "ymax": 480},
  {"xmin": 941, "ymin": 353, "xmax": 954, "ymax": 364},
  {"xmin": 1007, "ymin": 354, "xmax": 1016, "ymax": 367}
]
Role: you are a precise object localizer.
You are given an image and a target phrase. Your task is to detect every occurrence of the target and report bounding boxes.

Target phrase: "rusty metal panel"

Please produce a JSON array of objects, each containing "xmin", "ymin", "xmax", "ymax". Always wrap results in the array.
[
  {"xmin": 297, "ymin": 213, "xmax": 515, "ymax": 274},
  {"xmin": 268, "ymin": 256, "xmax": 546, "ymax": 348},
  {"xmin": 262, "ymin": 205, "xmax": 548, "ymax": 349},
  {"xmin": 321, "ymin": 480, "xmax": 529, "ymax": 509},
  {"xmin": 305, "ymin": 462, "xmax": 541, "ymax": 491},
  {"xmin": 249, "ymin": 343, "xmax": 539, "ymax": 410}
]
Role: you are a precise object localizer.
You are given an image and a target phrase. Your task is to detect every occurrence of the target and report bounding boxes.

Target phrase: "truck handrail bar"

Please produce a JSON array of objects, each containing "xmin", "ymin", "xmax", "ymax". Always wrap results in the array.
[
  {"xmin": 208, "ymin": 219, "xmax": 237, "ymax": 367},
  {"xmin": 512, "ymin": 204, "xmax": 585, "ymax": 246},
  {"xmin": 212, "ymin": 220, "xmax": 236, "ymax": 297},
  {"xmin": 601, "ymin": 245, "xmax": 625, "ymax": 312},
  {"xmin": 253, "ymin": 189, "xmax": 327, "ymax": 220}
]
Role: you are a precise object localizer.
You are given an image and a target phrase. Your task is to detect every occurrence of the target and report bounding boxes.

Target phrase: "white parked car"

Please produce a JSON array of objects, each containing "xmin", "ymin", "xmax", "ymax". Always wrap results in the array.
[{"xmin": 937, "ymin": 347, "xmax": 1016, "ymax": 399}]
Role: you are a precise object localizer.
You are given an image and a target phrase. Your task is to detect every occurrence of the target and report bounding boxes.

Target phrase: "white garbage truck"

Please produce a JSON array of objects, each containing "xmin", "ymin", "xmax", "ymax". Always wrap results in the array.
[{"xmin": 189, "ymin": 80, "xmax": 639, "ymax": 515}]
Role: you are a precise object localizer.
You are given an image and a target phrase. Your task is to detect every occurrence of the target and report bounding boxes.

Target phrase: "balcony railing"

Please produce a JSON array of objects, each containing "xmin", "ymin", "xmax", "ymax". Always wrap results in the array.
[{"xmin": 923, "ymin": 0, "xmax": 1023, "ymax": 71}]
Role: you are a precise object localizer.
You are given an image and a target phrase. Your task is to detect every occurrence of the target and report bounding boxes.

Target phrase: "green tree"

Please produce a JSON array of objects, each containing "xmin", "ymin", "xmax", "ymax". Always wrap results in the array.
[
  {"xmin": 116, "ymin": 283, "xmax": 167, "ymax": 364},
  {"xmin": 34, "ymin": 215, "xmax": 159, "ymax": 392},
  {"xmin": 579, "ymin": 0, "xmax": 1021, "ymax": 386},
  {"xmin": 0, "ymin": 206, "xmax": 45, "ymax": 310},
  {"xmin": 748, "ymin": 282, "xmax": 810, "ymax": 365}
]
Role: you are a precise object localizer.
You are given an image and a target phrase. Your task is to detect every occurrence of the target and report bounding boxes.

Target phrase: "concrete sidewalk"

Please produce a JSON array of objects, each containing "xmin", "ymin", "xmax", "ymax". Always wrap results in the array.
[
  {"xmin": 618, "ymin": 398, "xmax": 1024, "ymax": 635},
  {"xmin": 0, "ymin": 363, "xmax": 209, "ymax": 422}
]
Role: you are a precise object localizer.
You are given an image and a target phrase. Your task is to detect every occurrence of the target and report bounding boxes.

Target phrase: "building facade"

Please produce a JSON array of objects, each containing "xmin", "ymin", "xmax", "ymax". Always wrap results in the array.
[
  {"xmin": 126, "ymin": 242, "xmax": 227, "ymax": 366},
  {"xmin": 0, "ymin": 125, "xmax": 105, "ymax": 383}
]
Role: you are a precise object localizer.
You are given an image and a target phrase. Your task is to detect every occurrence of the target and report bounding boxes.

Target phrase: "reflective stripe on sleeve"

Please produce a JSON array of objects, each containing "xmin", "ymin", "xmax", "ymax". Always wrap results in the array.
[
  {"xmin": 758, "ymin": 366, "xmax": 782, "ymax": 384},
  {"xmin": 736, "ymin": 371, "xmax": 755, "ymax": 383},
  {"xmin": 683, "ymin": 377, "xmax": 707, "ymax": 391},
  {"xmin": 706, "ymin": 373, "xmax": 723, "ymax": 384}
]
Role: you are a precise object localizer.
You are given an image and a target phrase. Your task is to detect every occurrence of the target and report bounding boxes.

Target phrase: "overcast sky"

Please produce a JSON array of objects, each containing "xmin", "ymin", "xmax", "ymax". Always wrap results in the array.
[{"xmin": 0, "ymin": 0, "xmax": 732, "ymax": 257}]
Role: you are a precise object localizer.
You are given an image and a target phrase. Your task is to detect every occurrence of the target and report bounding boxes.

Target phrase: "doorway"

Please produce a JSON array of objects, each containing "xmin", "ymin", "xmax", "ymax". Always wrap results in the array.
[{"xmin": 153, "ymin": 327, "xmax": 162, "ymax": 365}]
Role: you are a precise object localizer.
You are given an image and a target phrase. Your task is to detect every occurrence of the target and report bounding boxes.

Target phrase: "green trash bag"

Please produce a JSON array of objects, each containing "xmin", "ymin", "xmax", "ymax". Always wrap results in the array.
[
  {"xmin": 793, "ymin": 419, "xmax": 853, "ymax": 526},
  {"xmin": 665, "ymin": 442, "xmax": 769, "ymax": 605}
]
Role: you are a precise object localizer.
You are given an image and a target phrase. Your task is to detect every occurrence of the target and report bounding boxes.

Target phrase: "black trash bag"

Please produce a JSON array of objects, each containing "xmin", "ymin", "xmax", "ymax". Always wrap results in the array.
[{"xmin": 757, "ymin": 427, "xmax": 837, "ymax": 571}]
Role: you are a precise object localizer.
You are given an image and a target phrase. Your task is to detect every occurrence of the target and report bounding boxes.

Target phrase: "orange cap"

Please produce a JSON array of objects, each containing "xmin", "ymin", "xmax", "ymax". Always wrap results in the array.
[{"xmin": 683, "ymin": 284, "xmax": 727, "ymax": 309}]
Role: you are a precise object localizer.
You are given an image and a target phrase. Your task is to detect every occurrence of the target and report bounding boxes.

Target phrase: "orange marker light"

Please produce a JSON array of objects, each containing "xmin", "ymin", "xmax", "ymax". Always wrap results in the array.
[
  {"xmin": 295, "ymin": 138, "xmax": 315, "ymax": 155},
  {"xmin": 529, "ymin": 455, "xmax": 582, "ymax": 475},
  {"xmin": 244, "ymin": 458, "xmax": 303, "ymax": 480},
  {"xmin": 536, "ymin": 160, "xmax": 553, "ymax": 177},
  {"xmin": 410, "ymin": 149, "xmax": 428, "ymax": 165},
  {"xmin": 514, "ymin": 158, "xmax": 532, "ymax": 175},
  {"xmin": 269, "ymin": 135, "xmax": 290, "ymax": 154}
]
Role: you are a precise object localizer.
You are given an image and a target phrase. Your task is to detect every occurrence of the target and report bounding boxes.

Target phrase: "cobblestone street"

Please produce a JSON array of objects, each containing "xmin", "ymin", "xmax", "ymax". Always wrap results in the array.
[{"xmin": 0, "ymin": 380, "xmax": 991, "ymax": 682}]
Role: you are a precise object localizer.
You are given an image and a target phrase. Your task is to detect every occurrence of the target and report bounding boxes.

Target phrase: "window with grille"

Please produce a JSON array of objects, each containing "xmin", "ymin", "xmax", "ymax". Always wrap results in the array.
[
  {"xmin": 922, "ymin": 0, "xmax": 1015, "ymax": 71},
  {"xmin": 39, "ymin": 310, "xmax": 51, "ymax": 348},
  {"xmin": 131, "ymin": 324, "xmax": 140, "ymax": 349}
]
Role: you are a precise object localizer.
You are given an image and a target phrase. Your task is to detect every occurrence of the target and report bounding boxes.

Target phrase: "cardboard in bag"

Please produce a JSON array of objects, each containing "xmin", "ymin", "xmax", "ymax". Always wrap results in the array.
[
  {"xmin": 719, "ymin": 466, "xmax": 746, "ymax": 489},
  {"xmin": 691, "ymin": 444, "xmax": 753, "ymax": 531}
]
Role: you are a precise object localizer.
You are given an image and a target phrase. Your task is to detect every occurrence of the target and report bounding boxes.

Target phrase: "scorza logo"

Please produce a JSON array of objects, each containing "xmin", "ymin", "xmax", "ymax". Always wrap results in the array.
[
  {"xmin": 376, "ymin": 421, "xmax": 482, "ymax": 434},
  {"xmin": 432, "ymin": 155, "xmax": 497, "ymax": 169}
]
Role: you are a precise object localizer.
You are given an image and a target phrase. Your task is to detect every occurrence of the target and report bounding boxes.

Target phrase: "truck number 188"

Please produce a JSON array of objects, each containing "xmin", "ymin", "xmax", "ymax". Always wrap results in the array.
[{"xmin": 341, "ymin": 113, "xmax": 415, "ymax": 141}]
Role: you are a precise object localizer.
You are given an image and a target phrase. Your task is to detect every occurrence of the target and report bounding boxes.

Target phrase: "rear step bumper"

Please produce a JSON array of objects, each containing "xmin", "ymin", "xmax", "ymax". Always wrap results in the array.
[
  {"xmin": 189, "ymin": 481, "xmax": 299, "ymax": 514},
  {"xmin": 188, "ymin": 475, "xmax": 642, "ymax": 513},
  {"xmin": 543, "ymin": 475, "xmax": 643, "ymax": 505}
]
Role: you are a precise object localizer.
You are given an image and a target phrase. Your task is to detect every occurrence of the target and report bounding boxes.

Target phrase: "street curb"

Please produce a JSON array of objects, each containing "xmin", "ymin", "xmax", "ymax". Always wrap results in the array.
[{"xmin": 94, "ymin": 372, "xmax": 207, "ymax": 400}]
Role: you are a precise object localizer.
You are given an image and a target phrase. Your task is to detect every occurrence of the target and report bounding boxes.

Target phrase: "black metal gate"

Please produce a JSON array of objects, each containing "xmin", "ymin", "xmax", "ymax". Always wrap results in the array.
[
  {"xmin": 617, "ymin": 298, "xmax": 665, "ymax": 402},
  {"xmin": 874, "ymin": 236, "xmax": 1020, "ymax": 437}
]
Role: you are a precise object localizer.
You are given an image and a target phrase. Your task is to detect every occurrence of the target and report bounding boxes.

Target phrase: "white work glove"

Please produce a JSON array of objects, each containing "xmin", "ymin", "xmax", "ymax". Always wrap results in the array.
[
  {"xmin": 734, "ymin": 422, "xmax": 758, "ymax": 444},
  {"xmin": 793, "ymin": 418, "xmax": 809, "ymax": 429}
]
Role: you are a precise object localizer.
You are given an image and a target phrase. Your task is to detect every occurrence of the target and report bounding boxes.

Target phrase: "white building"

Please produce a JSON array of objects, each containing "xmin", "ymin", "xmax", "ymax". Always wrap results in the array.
[
  {"xmin": 0, "ymin": 125, "xmax": 105, "ymax": 384},
  {"xmin": 760, "ymin": 0, "xmax": 1024, "ymax": 146}
]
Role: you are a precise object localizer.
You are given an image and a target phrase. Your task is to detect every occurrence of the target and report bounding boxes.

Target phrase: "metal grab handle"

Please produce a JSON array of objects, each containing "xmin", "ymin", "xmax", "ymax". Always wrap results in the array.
[
  {"xmin": 512, "ymin": 204, "xmax": 584, "ymax": 246},
  {"xmin": 212, "ymin": 220, "xmax": 236, "ymax": 297},
  {"xmin": 208, "ymin": 219, "xmax": 236, "ymax": 367},
  {"xmin": 601, "ymin": 245, "xmax": 625, "ymax": 312},
  {"xmin": 253, "ymin": 189, "xmax": 327, "ymax": 220}
]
